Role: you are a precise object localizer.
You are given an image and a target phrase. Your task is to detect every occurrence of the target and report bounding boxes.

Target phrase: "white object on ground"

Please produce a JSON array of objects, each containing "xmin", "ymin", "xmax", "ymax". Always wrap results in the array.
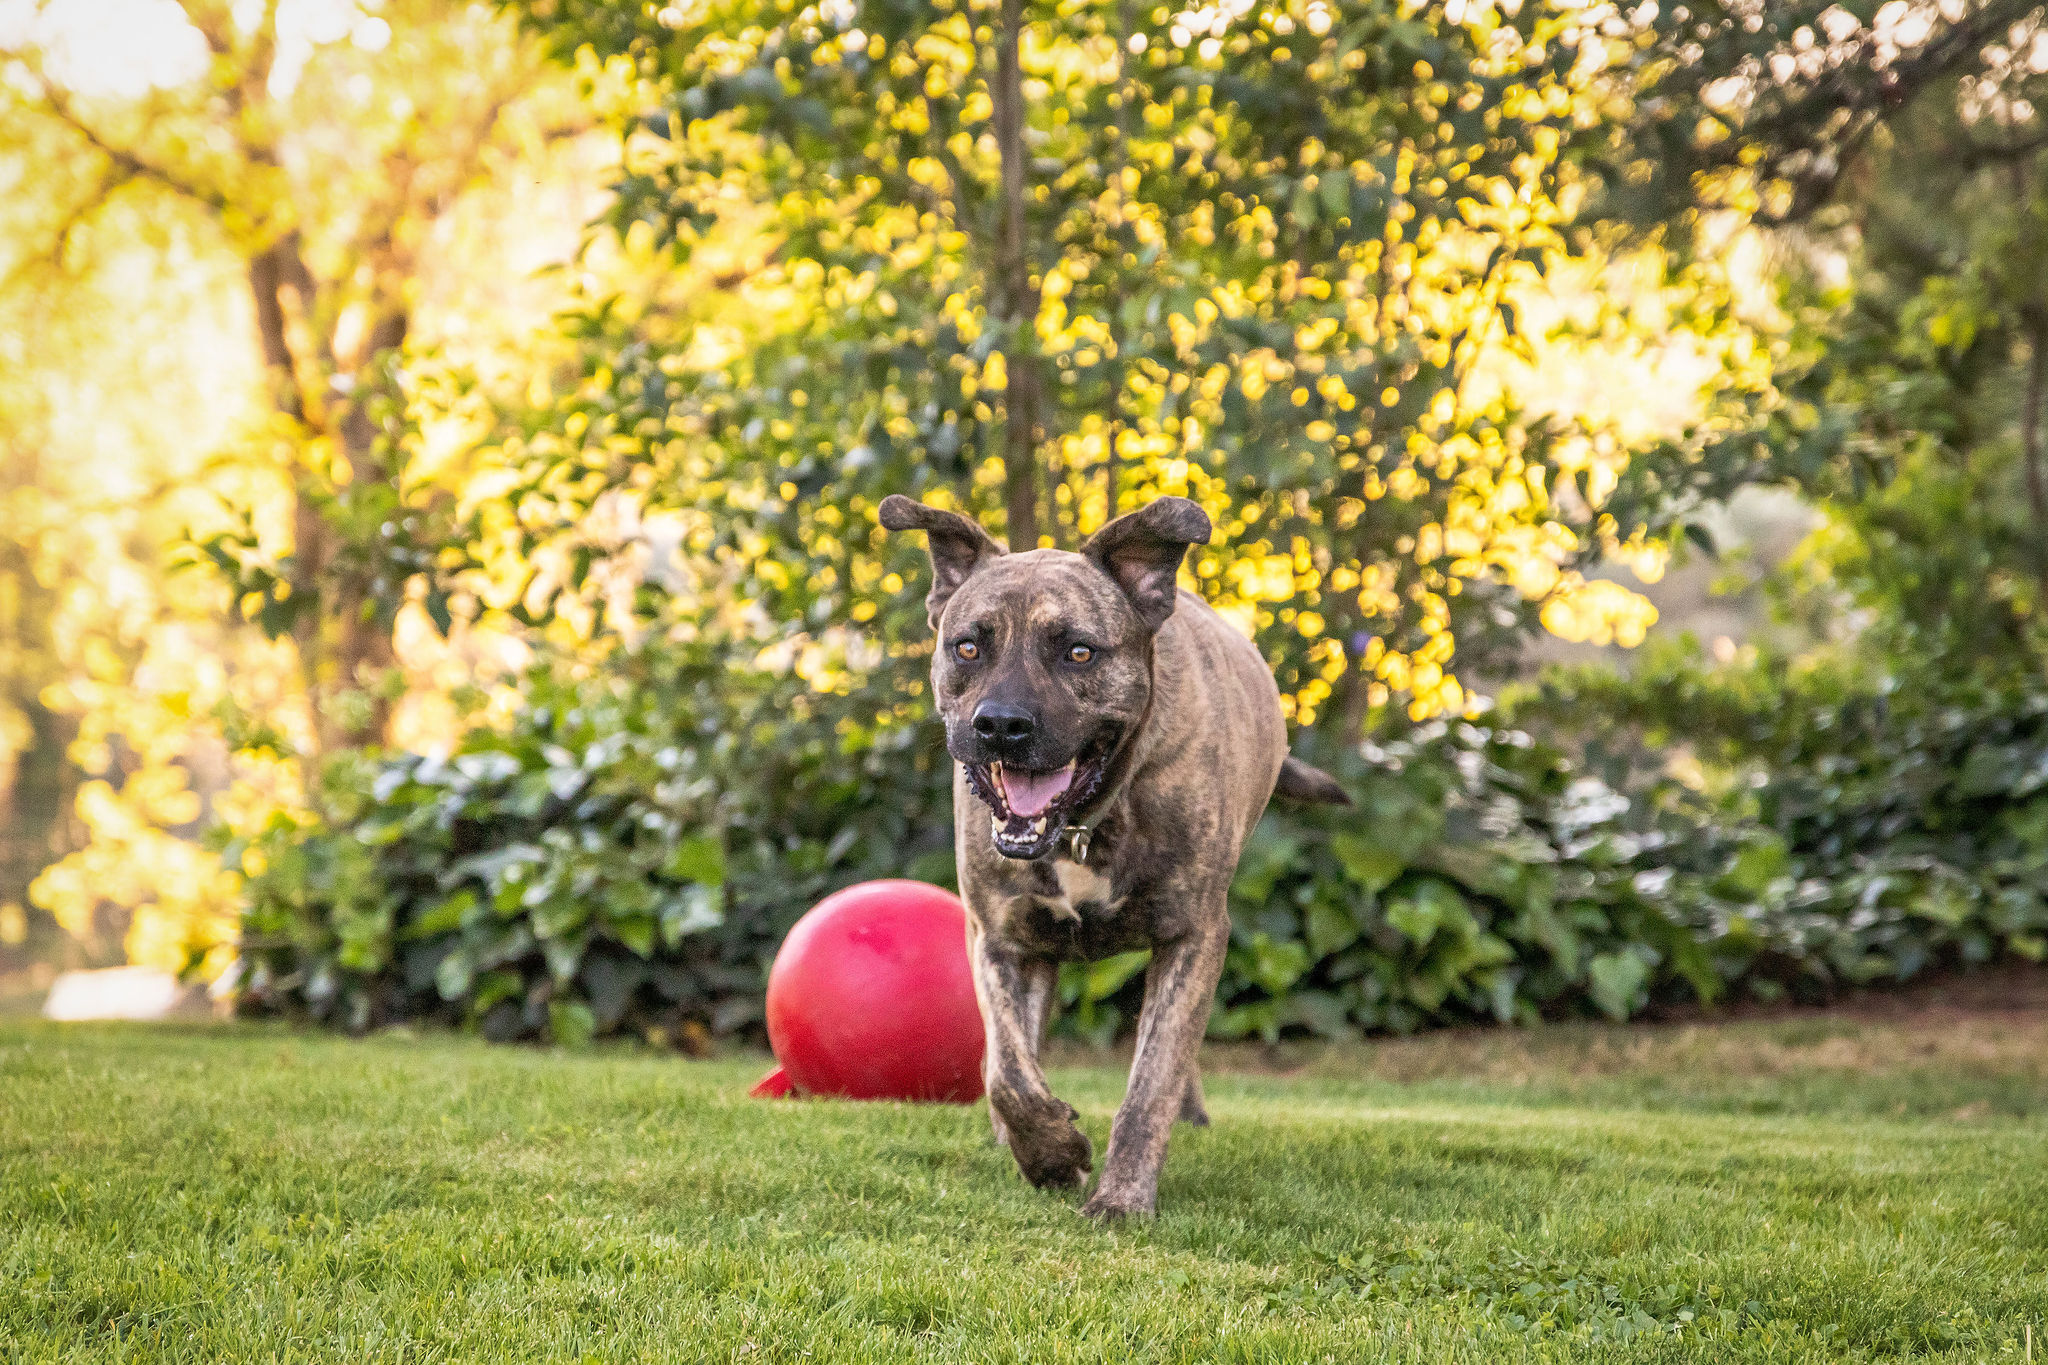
[{"xmin": 42, "ymin": 967, "xmax": 209, "ymax": 1021}]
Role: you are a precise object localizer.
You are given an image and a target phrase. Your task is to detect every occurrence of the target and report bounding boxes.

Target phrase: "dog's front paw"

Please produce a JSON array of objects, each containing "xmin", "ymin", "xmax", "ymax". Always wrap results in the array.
[
  {"xmin": 1079, "ymin": 1183, "xmax": 1157, "ymax": 1222},
  {"xmin": 1011, "ymin": 1117, "xmax": 1093, "ymax": 1190}
]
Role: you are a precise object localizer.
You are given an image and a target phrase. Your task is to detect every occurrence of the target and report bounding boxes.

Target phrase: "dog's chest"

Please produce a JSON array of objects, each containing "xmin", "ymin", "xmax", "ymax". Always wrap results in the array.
[
  {"xmin": 1044, "ymin": 858, "xmax": 1117, "ymax": 921},
  {"xmin": 994, "ymin": 857, "xmax": 1134, "ymax": 954}
]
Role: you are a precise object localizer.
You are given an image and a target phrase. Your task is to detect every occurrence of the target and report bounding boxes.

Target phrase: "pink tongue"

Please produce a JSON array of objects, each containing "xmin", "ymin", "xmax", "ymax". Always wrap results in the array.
[{"xmin": 1003, "ymin": 764, "xmax": 1074, "ymax": 817}]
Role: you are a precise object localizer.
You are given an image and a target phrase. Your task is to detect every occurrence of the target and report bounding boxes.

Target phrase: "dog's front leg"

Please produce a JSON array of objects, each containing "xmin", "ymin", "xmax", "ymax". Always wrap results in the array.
[
  {"xmin": 985, "ymin": 955, "xmax": 1055, "ymax": 1149},
  {"xmin": 970, "ymin": 927, "xmax": 1092, "ymax": 1190},
  {"xmin": 1081, "ymin": 915, "xmax": 1228, "ymax": 1221}
]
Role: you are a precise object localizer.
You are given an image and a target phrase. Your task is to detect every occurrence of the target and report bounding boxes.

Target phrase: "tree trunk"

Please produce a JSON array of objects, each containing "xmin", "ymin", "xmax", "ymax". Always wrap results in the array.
[
  {"xmin": 990, "ymin": 0, "xmax": 1043, "ymax": 550},
  {"xmin": 1103, "ymin": 0, "xmax": 1134, "ymax": 525},
  {"xmin": 247, "ymin": 239, "xmax": 308, "ymax": 423},
  {"xmin": 249, "ymin": 237, "xmax": 408, "ymax": 757},
  {"xmin": 250, "ymin": 238, "xmax": 338, "ymax": 755},
  {"xmin": 329, "ymin": 308, "xmax": 410, "ymax": 751}
]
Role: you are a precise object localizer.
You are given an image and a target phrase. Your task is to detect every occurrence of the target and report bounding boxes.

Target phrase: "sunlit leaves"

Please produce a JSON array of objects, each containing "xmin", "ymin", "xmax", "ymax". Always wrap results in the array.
[
  {"xmin": 237, "ymin": 635, "xmax": 957, "ymax": 1041},
  {"xmin": 1575, "ymin": 0, "xmax": 2036, "ymax": 230},
  {"xmin": 499, "ymin": 0, "xmax": 1729, "ymax": 727},
  {"xmin": 4, "ymin": 2, "xmax": 611, "ymax": 970},
  {"xmin": 1721, "ymin": 38, "xmax": 2048, "ymax": 674}
]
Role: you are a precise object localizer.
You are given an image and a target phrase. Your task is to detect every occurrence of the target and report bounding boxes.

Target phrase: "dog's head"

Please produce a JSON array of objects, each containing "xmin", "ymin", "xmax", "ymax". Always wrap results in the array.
[{"xmin": 879, "ymin": 494, "xmax": 1211, "ymax": 859}]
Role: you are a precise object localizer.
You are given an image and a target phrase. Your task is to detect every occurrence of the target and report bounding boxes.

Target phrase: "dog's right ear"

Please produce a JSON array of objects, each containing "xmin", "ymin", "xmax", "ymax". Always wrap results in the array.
[
  {"xmin": 878, "ymin": 495, "xmax": 1006, "ymax": 630},
  {"xmin": 1080, "ymin": 495, "xmax": 1211, "ymax": 632}
]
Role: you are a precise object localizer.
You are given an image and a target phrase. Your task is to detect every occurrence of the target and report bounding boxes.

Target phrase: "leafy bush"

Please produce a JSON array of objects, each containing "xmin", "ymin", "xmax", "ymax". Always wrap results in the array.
[
  {"xmin": 1065, "ymin": 721, "xmax": 1763, "ymax": 1044},
  {"xmin": 1530, "ymin": 646, "xmax": 2048, "ymax": 990},
  {"xmin": 239, "ymin": 640, "xmax": 2048, "ymax": 1047},
  {"xmin": 236, "ymin": 640, "xmax": 954, "ymax": 1043}
]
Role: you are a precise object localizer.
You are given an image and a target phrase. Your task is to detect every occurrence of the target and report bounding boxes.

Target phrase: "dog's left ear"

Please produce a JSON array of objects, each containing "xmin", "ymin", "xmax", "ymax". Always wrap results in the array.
[{"xmin": 1082, "ymin": 496, "xmax": 1212, "ymax": 631}]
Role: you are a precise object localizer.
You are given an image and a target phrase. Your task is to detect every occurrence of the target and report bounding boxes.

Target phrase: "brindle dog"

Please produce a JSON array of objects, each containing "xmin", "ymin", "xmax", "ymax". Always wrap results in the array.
[{"xmin": 879, "ymin": 493, "xmax": 1349, "ymax": 1220}]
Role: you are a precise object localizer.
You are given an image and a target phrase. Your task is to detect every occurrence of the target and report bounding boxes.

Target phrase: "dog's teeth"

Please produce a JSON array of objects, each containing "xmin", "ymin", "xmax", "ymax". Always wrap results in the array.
[{"xmin": 1029, "ymin": 816, "xmax": 1047, "ymax": 836}]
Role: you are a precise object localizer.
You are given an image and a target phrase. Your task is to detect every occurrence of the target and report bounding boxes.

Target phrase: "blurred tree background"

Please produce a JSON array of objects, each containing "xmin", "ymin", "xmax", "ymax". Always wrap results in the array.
[
  {"xmin": 6, "ymin": 0, "xmax": 2048, "ymax": 1040},
  {"xmin": 0, "ymin": 0, "xmax": 630, "ymax": 975}
]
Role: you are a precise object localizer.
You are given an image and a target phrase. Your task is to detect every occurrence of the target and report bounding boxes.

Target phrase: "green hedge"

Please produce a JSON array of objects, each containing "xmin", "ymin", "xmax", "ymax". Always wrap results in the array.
[
  {"xmin": 236, "ymin": 641, "xmax": 954, "ymax": 1043},
  {"xmin": 1531, "ymin": 647, "xmax": 2048, "ymax": 986},
  {"xmin": 236, "ymin": 642, "xmax": 2048, "ymax": 1046},
  {"xmin": 1070, "ymin": 723, "xmax": 1757, "ymax": 1044}
]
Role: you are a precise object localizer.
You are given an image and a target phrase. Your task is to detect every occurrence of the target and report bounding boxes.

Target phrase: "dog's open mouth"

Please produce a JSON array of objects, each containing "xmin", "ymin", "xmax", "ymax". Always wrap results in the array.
[{"xmin": 964, "ymin": 752, "xmax": 1110, "ymax": 860}]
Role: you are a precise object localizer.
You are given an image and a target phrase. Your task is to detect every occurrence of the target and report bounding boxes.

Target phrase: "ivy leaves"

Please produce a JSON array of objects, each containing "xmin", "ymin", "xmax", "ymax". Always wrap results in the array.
[
  {"xmin": 236, "ymin": 636, "xmax": 955, "ymax": 1043},
  {"xmin": 241, "ymin": 641, "xmax": 2048, "ymax": 1046}
]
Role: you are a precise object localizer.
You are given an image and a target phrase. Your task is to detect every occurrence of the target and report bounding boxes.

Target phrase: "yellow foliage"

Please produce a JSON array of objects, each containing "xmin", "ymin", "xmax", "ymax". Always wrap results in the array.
[
  {"xmin": 32, "ymin": 772, "xmax": 241, "ymax": 975},
  {"xmin": 1607, "ymin": 532, "xmax": 1671, "ymax": 585},
  {"xmin": 1540, "ymin": 576, "xmax": 1661, "ymax": 648},
  {"xmin": 1230, "ymin": 553, "xmax": 1300, "ymax": 603},
  {"xmin": 3, "ymin": 2, "xmax": 623, "ymax": 978}
]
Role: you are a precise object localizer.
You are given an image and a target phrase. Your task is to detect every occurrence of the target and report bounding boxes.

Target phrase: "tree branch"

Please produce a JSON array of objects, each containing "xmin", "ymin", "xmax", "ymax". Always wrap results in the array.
[
  {"xmin": 1963, "ymin": 128, "xmax": 2048, "ymax": 170},
  {"xmin": 28, "ymin": 76, "xmax": 234, "ymax": 216},
  {"xmin": 0, "ymin": 166, "xmax": 136, "ymax": 295},
  {"xmin": 1651, "ymin": 0, "xmax": 2037, "ymax": 225}
]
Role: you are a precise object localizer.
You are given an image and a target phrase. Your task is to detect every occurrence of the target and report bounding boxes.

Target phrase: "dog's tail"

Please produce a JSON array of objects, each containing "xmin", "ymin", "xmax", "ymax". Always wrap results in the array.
[{"xmin": 1275, "ymin": 755, "xmax": 1351, "ymax": 806}]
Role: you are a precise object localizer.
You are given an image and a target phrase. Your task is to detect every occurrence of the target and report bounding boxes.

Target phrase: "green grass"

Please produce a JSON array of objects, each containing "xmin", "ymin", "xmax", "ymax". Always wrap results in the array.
[{"xmin": 4, "ymin": 1011, "xmax": 2047, "ymax": 1363}]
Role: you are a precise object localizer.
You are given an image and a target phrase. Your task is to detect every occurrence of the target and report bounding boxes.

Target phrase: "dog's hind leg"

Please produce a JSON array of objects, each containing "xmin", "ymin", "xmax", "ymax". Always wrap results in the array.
[
  {"xmin": 1082, "ymin": 912, "xmax": 1229, "ymax": 1220},
  {"xmin": 1177, "ymin": 1066, "xmax": 1210, "ymax": 1127}
]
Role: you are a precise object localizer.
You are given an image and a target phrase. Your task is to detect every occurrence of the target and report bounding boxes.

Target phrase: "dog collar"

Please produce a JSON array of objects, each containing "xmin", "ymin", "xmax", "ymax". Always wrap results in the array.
[
  {"xmin": 1058, "ymin": 768, "xmax": 1132, "ymax": 864},
  {"xmin": 1054, "ymin": 693, "xmax": 1148, "ymax": 866}
]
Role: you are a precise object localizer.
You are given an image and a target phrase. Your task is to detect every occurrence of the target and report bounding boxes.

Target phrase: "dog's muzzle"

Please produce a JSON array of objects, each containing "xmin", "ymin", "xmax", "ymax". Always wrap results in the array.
[{"xmin": 963, "ymin": 750, "xmax": 1111, "ymax": 860}]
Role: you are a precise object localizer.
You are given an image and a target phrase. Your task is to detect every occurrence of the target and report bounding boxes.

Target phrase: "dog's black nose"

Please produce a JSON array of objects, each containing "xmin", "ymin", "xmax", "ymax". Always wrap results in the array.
[{"xmin": 972, "ymin": 702, "xmax": 1037, "ymax": 749}]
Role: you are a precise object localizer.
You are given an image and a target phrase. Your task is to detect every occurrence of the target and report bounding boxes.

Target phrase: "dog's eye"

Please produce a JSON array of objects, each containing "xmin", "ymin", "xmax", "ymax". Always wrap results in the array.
[
  {"xmin": 1067, "ymin": 644, "xmax": 1094, "ymax": 665},
  {"xmin": 953, "ymin": 640, "xmax": 980, "ymax": 662}
]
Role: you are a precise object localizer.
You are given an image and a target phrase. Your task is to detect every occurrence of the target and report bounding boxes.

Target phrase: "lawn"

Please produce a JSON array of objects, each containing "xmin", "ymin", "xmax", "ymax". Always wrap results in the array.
[{"xmin": 4, "ymin": 997, "xmax": 2047, "ymax": 1363}]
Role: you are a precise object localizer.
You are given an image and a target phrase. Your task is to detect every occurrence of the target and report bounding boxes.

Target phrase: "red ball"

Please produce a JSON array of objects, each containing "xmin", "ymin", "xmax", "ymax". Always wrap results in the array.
[{"xmin": 763, "ymin": 880, "xmax": 986, "ymax": 1102}]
